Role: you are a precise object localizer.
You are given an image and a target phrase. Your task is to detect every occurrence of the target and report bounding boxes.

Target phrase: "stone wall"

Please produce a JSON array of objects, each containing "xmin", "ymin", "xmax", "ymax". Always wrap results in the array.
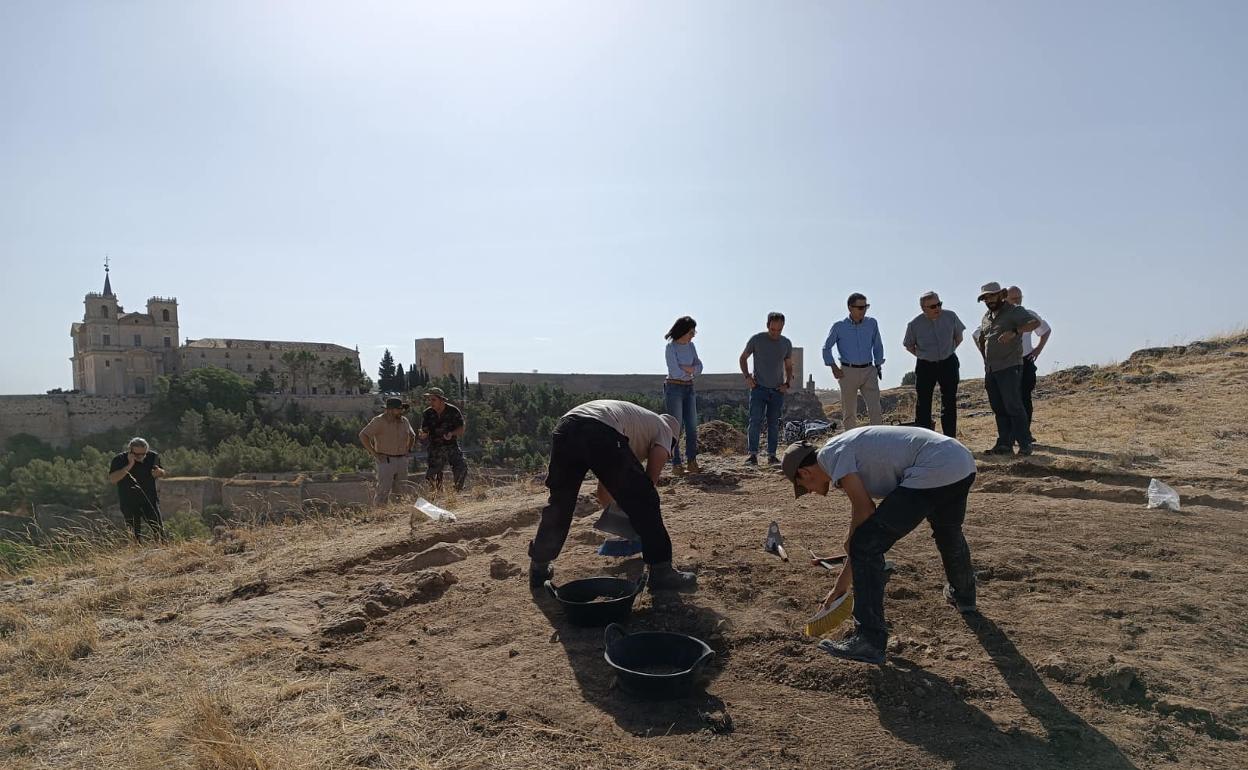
[
  {"xmin": 159, "ymin": 477, "xmax": 224, "ymax": 514},
  {"xmin": 479, "ymin": 372, "xmax": 746, "ymax": 395},
  {"xmin": 258, "ymin": 393, "xmax": 378, "ymax": 422},
  {"xmin": 0, "ymin": 394, "xmax": 154, "ymax": 449},
  {"xmin": 0, "ymin": 393, "xmax": 379, "ymax": 449}
]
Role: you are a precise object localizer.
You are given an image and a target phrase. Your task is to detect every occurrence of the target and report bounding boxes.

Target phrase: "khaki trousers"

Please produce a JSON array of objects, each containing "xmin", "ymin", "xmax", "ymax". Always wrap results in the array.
[
  {"xmin": 839, "ymin": 365, "xmax": 883, "ymax": 429},
  {"xmin": 374, "ymin": 455, "xmax": 409, "ymax": 506}
]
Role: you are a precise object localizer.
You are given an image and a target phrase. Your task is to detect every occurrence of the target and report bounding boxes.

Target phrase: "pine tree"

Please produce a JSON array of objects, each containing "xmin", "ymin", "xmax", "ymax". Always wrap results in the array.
[
  {"xmin": 378, "ymin": 349, "xmax": 397, "ymax": 392},
  {"xmin": 395, "ymin": 363, "xmax": 407, "ymax": 393}
]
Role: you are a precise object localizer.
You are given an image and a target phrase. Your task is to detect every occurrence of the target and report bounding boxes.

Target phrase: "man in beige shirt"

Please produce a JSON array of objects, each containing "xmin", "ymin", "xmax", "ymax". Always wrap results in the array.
[
  {"xmin": 529, "ymin": 399, "xmax": 697, "ymax": 592},
  {"xmin": 359, "ymin": 397, "xmax": 417, "ymax": 505}
]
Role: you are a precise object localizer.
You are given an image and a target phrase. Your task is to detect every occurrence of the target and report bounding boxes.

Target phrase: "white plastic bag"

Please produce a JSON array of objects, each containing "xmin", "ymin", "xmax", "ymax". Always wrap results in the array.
[
  {"xmin": 414, "ymin": 496, "xmax": 457, "ymax": 522},
  {"xmin": 1146, "ymin": 479, "xmax": 1181, "ymax": 512}
]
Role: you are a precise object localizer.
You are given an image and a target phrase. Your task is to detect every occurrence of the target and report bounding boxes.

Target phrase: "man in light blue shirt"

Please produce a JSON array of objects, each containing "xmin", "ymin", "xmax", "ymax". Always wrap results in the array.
[
  {"xmin": 781, "ymin": 426, "xmax": 978, "ymax": 664},
  {"xmin": 822, "ymin": 293, "xmax": 885, "ymax": 429}
]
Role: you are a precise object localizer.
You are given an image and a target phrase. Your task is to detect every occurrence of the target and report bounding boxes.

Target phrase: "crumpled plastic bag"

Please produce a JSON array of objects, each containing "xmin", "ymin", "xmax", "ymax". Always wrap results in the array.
[
  {"xmin": 415, "ymin": 496, "xmax": 457, "ymax": 522},
  {"xmin": 1146, "ymin": 479, "xmax": 1181, "ymax": 512}
]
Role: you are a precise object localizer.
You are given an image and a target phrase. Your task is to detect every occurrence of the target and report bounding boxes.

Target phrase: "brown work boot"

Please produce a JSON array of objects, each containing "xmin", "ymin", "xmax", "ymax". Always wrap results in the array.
[
  {"xmin": 685, "ymin": 458, "xmax": 701, "ymax": 474},
  {"xmin": 671, "ymin": 463, "xmax": 686, "ymax": 476}
]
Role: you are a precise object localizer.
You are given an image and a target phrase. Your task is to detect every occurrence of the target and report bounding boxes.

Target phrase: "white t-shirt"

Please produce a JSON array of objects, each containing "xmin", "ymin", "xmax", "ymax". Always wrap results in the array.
[
  {"xmin": 971, "ymin": 316, "xmax": 1051, "ymax": 356},
  {"xmin": 1022, "ymin": 318, "xmax": 1051, "ymax": 356},
  {"xmin": 565, "ymin": 400, "xmax": 675, "ymax": 463}
]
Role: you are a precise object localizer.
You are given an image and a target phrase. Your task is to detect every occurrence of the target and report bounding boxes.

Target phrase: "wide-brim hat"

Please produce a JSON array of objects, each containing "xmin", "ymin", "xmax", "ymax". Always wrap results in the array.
[
  {"xmin": 423, "ymin": 387, "xmax": 449, "ymax": 401},
  {"xmin": 781, "ymin": 441, "xmax": 819, "ymax": 498},
  {"xmin": 384, "ymin": 397, "xmax": 403, "ymax": 409},
  {"xmin": 977, "ymin": 281, "xmax": 1005, "ymax": 301}
]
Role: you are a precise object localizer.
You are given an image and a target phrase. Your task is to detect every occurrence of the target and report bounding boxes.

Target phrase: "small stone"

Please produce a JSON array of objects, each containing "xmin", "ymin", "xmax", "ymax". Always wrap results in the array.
[
  {"xmin": 154, "ymin": 611, "xmax": 179, "ymax": 624},
  {"xmin": 508, "ymin": 648, "xmax": 520, "ymax": 658},
  {"xmin": 7, "ymin": 710, "xmax": 67, "ymax": 739},
  {"xmin": 19, "ymin": 577, "xmax": 34, "ymax": 585},
  {"xmin": 321, "ymin": 614, "xmax": 368, "ymax": 635},
  {"xmin": 489, "ymin": 557, "xmax": 522, "ymax": 580}
]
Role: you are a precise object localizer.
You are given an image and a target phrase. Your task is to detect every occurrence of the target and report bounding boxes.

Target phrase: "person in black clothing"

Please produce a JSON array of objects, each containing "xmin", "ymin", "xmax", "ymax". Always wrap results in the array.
[
  {"xmin": 107, "ymin": 437, "xmax": 166, "ymax": 543},
  {"xmin": 420, "ymin": 387, "xmax": 469, "ymax": 491}
]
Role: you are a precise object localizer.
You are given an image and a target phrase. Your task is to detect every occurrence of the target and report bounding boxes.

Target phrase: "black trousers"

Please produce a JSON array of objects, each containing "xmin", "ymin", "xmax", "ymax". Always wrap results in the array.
[
  {"xmin": 529, "ymin": 415, "xmax": 673, "ymax": 566},
  {"xmin": 985, "ymin": 365, "xmax": 1031, "ymax": 449},
  {"xmin": 914, "ymin": 354, "xmax": 960, "ymax": 437},
  {"xmin": 121, "ymin": 498, "xmax": 164, "ymax": 542},
  {"xmin": 1021, "ymin": 358, "xmax": 1038, "ymax": 435},
  {"xmin": 848, "ymin": 473, "xmax": 976, "ymax": 647}
]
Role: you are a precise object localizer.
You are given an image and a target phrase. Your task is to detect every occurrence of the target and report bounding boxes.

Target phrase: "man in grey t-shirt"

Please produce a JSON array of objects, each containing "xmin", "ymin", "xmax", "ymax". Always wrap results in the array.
[
  {"xmin": 780, "ymin": 426, "xmax": 979, "ymax": 664},
  {"xmin": 738, "ymin": 312, "xmax": 794, "ymax": 465}
]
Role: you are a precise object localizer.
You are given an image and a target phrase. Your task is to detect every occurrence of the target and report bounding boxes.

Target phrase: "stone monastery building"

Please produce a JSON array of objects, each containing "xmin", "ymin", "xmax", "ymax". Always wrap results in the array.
[{"xmin": 70, "ymin": 265, "xmax": 360, "ymax": 396}]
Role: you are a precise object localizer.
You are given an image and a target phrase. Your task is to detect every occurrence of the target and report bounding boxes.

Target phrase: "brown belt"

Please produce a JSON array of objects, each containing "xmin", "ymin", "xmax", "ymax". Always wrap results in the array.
[{"xmin": 665, "ymin": 379, "xmax": 694, "ymax": 385}]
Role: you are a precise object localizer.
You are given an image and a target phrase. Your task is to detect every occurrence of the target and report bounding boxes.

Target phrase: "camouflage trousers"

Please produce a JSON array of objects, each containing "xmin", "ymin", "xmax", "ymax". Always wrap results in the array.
[{"xmin": 426, "ymin": 444, "xmax": 468, "ymax": 491}]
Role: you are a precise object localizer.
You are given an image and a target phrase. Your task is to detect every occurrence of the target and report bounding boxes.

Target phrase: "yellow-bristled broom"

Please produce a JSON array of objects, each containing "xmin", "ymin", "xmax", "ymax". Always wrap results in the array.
[{"xmin": 802, "ymin": 592, "xmax": 854, "ymax": 638}]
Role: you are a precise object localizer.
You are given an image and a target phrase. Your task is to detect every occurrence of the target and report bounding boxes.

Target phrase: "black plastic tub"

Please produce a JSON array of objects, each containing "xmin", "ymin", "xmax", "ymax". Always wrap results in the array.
[
  {"xmin": 544, "ymin": 575, "xmax": 645, "ymax": 626},
  {"xmin": 603, "ymin": 623, "xmax": 715, "ymax": 699}
]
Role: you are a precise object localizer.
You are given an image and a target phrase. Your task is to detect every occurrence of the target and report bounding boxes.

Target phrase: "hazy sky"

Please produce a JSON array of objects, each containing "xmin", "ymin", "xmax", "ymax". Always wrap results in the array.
[{"xmin": 2, "ymin": 1, "xmax": 1245, "ymax": 395}]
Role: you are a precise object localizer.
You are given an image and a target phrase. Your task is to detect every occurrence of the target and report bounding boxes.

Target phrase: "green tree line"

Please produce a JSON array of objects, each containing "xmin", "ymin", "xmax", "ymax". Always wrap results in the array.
[{"xmin": 0, "ymin": 366, "xmax": 666, "ymax": 510}]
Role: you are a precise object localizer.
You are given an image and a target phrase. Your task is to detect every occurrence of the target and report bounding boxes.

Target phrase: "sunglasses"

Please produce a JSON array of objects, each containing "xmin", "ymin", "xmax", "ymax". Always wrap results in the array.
[
  {"xmin": 850, "ymin": 304, "xmax": 869, "ymax": 310},
  {"xmin": 924, "ymin": 302, "xmax": 943, "ymax": 310}
]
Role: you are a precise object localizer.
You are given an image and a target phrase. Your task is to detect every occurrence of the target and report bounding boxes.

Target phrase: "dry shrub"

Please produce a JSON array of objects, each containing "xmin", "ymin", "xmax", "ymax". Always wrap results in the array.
[
  {"xmin": 186, "ymin": 692, "xmax": 273, "ymax": 770},
  {"xmin": 140, "ymin": 541, "xmax": 229, "ymax": 577},
  {"xmin": 14, "ymin": 612, "xmax": 97, "ymax": 676},
  {"xmin": 0, "ymin": 604, "xmax": 32, "ymax": 638}
]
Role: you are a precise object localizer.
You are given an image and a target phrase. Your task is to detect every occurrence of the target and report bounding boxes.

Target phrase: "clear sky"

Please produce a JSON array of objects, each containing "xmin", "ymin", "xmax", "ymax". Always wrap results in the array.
[{"xmin": 2, "ymin": 1, "xmax": 1245, "ymax": 395}]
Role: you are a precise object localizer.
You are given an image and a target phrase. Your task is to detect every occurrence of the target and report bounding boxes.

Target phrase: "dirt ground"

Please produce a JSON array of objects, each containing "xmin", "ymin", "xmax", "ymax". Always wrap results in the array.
[{"xmin": 2, "ymin": 335, "xmax": 1246, "ymax": 769}]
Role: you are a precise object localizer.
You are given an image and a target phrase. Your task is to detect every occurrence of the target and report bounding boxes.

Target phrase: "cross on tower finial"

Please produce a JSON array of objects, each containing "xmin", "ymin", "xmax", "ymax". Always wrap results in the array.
[{"xmin": 102, "ymin": 255, "xmax": 114, "ymax": 297}]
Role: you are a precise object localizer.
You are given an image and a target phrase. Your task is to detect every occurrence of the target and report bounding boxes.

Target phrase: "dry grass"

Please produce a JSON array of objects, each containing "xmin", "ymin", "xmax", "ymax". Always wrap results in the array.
[
  {"xmin": 184, "ymin": 692, "xmax": 274, "ymax": 770},
  {"xmin": 4, "ymin": 610, "xmax": 97, "ymax": 677}
]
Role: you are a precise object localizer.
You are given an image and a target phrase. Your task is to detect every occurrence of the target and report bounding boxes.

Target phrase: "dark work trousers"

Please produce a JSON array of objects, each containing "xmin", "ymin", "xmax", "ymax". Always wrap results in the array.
[
  {"xmin": 914, "ymin": 354, "xmax": 961, "ymax": 437},
  {"xmin": 426, "ymin": 443, "xmax": 468, "ymax": 491},
  {"xmin": 848, "ymin": 473, "xmax": 976, "ymax": 647},
  {"xmin": 985, "ymin": 365, "xmax": 1031, "ymax": 449},
  {"xmin": 121, "ymin": 497, "xmax": 165, "ymax": 543},
  {"xmin": 529, "ymin": 415, "xmax": 674, "ymax": 566},
  {"xmin": 1021, "ymin": 357, "xmax": 1038, "ymax": 440}
]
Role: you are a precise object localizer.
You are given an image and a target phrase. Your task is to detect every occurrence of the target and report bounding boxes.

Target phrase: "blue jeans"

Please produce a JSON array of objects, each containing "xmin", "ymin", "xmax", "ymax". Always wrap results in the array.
[
  {"xmin": 747, "ymin": 385, "xmax": 785, "ymax": 457},
  {"xmin": 848, "ymin": 473, "xmax": 977, "ymax": 647},
  {"xmin": 663, "ymin": 382, "xmax": 698, "ymax": 465}
]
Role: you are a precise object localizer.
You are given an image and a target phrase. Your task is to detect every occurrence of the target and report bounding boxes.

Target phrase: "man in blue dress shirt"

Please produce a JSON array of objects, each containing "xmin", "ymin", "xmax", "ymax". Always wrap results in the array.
[{"xmin": 823, "ymin": 293, "xmax": 886, "ymax": 429}]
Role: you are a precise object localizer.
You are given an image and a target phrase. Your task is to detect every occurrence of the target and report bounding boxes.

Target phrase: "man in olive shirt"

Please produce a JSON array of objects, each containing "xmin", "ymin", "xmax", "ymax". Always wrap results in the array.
[
  {"xmin": 420, "ymin": 387, "xmax": 468, "ymax": 492},
  {"xmin": 107, "ymin": 437, "xmax": 166, "ymax": 542},
  {"xmin": 903, "ymin": 291, "xmax": 965, "ymax": 437},
  {"xmin": 975, "ymin": 282, "xmax": 1041, "ymax": 455},
  {"xmin": 360, "ymin": 397, "xmax": 417, "ymax": 505}
]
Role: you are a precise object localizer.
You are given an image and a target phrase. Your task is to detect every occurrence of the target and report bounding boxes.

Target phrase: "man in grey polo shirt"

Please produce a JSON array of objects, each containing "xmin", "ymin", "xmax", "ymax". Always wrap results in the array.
[
  {"xmin": 975, "ymin": 282, "xmax": 1041, "ymax": 456},
  {"xmin": 903, "ymin": 291, "xmax": 965, "ymax": 437},
  {"xmin": 739, "ymin": 312, "xmax": 795, "ymax": 465},
  {"xmin": 780, "ymin": 426, "xmax": 979, "ymax": 664}
]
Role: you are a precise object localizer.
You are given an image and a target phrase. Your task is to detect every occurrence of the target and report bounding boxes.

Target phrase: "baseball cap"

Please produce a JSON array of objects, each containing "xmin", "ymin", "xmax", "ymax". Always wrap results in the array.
[{"xmin": 781, "ymin": 441, "xmax": 819, "ymax": 498}]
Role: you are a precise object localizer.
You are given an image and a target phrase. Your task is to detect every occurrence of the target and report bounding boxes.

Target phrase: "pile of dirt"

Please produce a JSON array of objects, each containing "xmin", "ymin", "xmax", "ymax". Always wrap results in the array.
[{"xmin": 697, "ymin": 420, "xmax": 746, "ymax": 454}]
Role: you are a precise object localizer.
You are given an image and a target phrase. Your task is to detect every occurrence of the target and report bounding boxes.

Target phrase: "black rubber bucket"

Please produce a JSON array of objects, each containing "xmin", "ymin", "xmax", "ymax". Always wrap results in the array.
[
  {"xmin": 545, "ymin": 575, "xmax": 645, "ymax": 627},
  {"xmin": 603, "ymin": 623, "xmax": 715, "ymax": 699}
]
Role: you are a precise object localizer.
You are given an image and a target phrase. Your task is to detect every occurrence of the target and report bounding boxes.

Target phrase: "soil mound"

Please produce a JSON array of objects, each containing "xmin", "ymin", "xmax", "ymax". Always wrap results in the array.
[{"xmin": 698, "ymin": 420, "xmax": 747, "ymax": 454}]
